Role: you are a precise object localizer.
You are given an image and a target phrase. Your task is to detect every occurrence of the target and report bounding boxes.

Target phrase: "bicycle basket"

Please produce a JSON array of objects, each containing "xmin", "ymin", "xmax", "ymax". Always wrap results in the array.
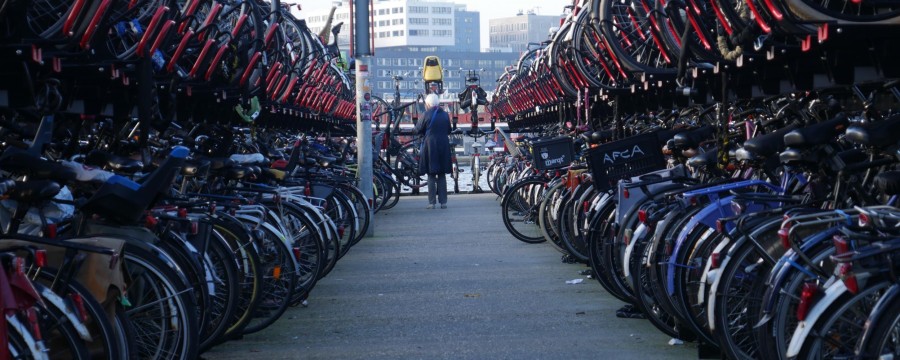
[
  {"xmin": 530, "ymin": 136, "xmax": 575, "ymax": 170},
  {"xmin": 587, "ymin": 131, "xmax": 667, "ymax": 193}
]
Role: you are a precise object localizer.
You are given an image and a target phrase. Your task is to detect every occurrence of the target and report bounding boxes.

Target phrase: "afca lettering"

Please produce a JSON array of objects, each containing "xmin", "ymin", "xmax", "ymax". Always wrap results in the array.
[{"xmin": 603, "ymin": 145, "xmax": 646, "ymax": 164}]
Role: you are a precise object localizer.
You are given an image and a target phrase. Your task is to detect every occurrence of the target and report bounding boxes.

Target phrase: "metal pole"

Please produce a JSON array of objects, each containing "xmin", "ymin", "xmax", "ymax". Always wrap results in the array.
[{"xmin": 354, "ymin": 0, "xmax": 375, "ymax": 237}]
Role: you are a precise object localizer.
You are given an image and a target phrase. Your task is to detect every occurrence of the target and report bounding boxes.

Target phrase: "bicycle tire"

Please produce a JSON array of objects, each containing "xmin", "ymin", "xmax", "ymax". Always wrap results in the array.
[
  {"xmin": 123, "ymin": 243, "xmax": 200, "ymax": 360},
  {"xmin": 240, "ymin": 220, "xmax": 298, "ymax": 335},
  {"xmin": 501, "ymin": 178, "xmax": 548, "ymax": 243},
  {"xmin": 34, "ymin": 266, "xmax": 127, "ymax": 359}
]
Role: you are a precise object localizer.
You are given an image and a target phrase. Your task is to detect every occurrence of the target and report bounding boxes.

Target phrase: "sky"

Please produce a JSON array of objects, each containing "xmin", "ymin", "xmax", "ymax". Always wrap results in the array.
[{"xmin": 294, "ymin": 0, "xmax": 573, "ymax": 49}]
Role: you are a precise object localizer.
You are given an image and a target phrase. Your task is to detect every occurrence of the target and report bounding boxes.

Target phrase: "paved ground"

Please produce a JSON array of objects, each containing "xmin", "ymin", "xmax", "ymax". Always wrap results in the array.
[{"xmin": 206, "ymin": 193, "xmax": 697, "ymax": 360}]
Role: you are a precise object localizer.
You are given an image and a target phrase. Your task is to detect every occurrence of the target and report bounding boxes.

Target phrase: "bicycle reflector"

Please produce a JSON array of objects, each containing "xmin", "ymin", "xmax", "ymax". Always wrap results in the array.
[
  {"xmin": 623, "ymin": 188, "xmax": 629, "ymax": 199},
  {"xmin": 858, "ymin": 213, "xmax": 871, "ymax": 228},
  {"xmin": 796, "ymin": 282, "xmax": 820, "ymax": 321},
  {"xmin": 716, "ymin": 219, "xmax": 726, "ymax": 234},
  {"xmin": 34, "ymin": 249, "xmax": 47, "ymax": 268},
  {"xmin": 292, "ymin": 247, "xmax": 302, "ymax": 260},
  {"xmin": 638, "ymin": 209, "xmax": 648, "ymax": 224},
  {"xmin": 44, "ymin": 223, "xmax": 57, "ymax": 239},
  {"xmin": 833, "ymin": 235, "xmax": 850, "ymax": 255},
  {"xmin": 70, "ymin": 292, "xmax": 90, "ymax": 322},
  {"xmin": 838, "ymin": 263, "xmax": 858, "ymax": 294},
  {"xmin": 710, "ymin": 252, "xmax": 721, "ymax": 269},
  {"xmin": 779, "ymin": 215, "xmax": 793, "ymax": 249}
]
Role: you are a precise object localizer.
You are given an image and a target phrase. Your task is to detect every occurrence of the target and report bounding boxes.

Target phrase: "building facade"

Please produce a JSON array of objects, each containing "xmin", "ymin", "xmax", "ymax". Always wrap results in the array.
[
  {"xmin": 306, "ymin": 0, "xmax": 479, "ymax": 51},
  {"xmin": 303, "ymin": 0, "xmax": 517, "ymax": 106},
  {"xmin": 488, "ymin": 12, "xmax": 561, "ymax": 53}
]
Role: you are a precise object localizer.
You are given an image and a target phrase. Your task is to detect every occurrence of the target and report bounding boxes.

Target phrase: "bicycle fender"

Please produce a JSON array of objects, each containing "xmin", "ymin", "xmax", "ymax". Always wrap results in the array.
[
  {"xmin": 667, "ymin": 196, "xmax": 735, "ymax": 296},
  {"xmin": 623, "ymin": 223, "xmax": 648, "ymax": 281},
  {"xmin": 37, "ymin": 284, "xmax": 92, "ymax": 341},
  {"xmin": 6, "ymin": 314, "xmax": 49, "ymax": 360},
  {"xmin": 699, "ymin": 236, "xmax": 731, "ymax": 307},
  {"xmin": 758, "ymin": 228, "xmax": 838, "ymax": 323},
  {"xmin": 786, "ymin": 281, "xmax": 848, "ymax": 358}
]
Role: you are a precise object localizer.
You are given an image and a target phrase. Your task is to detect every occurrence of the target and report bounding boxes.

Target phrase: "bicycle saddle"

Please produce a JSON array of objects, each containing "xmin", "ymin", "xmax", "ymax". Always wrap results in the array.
[
  {"xmin": 591, "ymin": 130, "xmax": 613, "ymax": 144},
  {"xmin": 672, "ymin": 126, "xmax": 715, "ymax": 150},
  {"xmin": 783, "ymin": 115, "xmax": 849, "ymax": 148},
  {"xmin": 221, "ymin": 166, "xmax": 248, "ymax": 181},
  {"xmin": 874, "ymin": 171, "xmax": 900, "ymax": 196},
  {"xmin": 7, "ymin": 180, "xmax": 61, "ymax": 204},
  {"xmin": 844, "ymin": 116, "xmax": 900, "ymax": 148},
  {"xmin": 686, "ymin": 148, "xmax": 718, "ymax": 169},
  {"xmin": 85, "ymin": 150, "xmax": 143, "ymax": 174},
  {"xmin": 205, "ymin": 157, "xmax": 234, "ymax": 170},
  {"xmin": 741, "ymin": 124, "xmax": 799, "ymax": 158}
]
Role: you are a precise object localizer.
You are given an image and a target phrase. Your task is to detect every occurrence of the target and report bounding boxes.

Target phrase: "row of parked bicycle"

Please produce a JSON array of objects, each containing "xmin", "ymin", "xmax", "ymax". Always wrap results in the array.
[
  {"xmin": 492, "ymin": 91, "xmax": 900, "ymax": 359},
  {"xmin": 0, "ymin": 1, "xmax": 380, "ymax": 359},
  {"xmin": 1, "ymin": 111, "xmax": 372, "ymax": 360},
  {"xmin": 487, "ymin": 0, "xmax": 900, "ymax": 358}
]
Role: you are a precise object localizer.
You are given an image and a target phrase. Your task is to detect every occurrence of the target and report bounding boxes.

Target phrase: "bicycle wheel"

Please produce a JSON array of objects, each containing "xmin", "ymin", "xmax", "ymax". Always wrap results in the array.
[
  {"xmin": 501, "ymin": 178, "xmax": 547, "ymax": 243},
  {"xmin": 339, "ymin": 183, "xmax": 371, "ymax": 245},
  {"xmin": 538, "ymin": 180, "xmax": 568, "ymax": 252},
  {"xmin": 588, "ymin": 196, "xmax": 633, "ymax": 302},
  {"xmin": 394, "ymin": 143, "xmax": 428, "ymax": 189},
  {"xmin": 277, "ymin": 202, "xmax": 325, "ymax": 305},
  {"xmin": 197, "ymin": 233, "xmax": 241, "ymax": 352},
  {"xmin": 34, "ymin": 265, "xmax": 127, "ymax": 359},
  {"xmin": 240, "ymin": 222, "xmax": 298, "ymax": 334},
  {"xmin": 629, "ymin": 229, "xmax": 682, "ymax": 338},
  {"xmin": 759, "ymin": 243, "xmax": 835, "ymax": 360},
  {"xmin": 860, "ymin": 290, "xmax": 900, "ymax": 359},
  {"xmin": 212, "ymin": 218, "xmax": 263, "ymax": 341},
  {"xmin": 710, "ymin": 237, "xmax": 778, "ymax": 360},
  {"xmin": 379, "ymin": 174, "xmax": 401, "ymax": 211},
  {"xmin": 31, "ymin": 282, "xmax": 91, "ymax": 360},
  {"xmin": 123, "ymin": 243, "xmax": 200, "ymax": 360},
  {"xmin": 799, "ymin": 281, "xmax": 891, "ymax": 359}
]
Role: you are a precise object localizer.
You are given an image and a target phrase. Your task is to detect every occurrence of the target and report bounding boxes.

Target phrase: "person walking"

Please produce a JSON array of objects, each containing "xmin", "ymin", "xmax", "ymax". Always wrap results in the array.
[{"xmin": 416, "ymin": 94, "xmax": 452, "ymax": 209}]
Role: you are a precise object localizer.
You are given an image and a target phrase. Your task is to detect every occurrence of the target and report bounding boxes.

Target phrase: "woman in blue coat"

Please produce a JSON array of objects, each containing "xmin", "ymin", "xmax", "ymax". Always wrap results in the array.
[{"xmin": 415, "ymin": 94, "xmax": 452, "ymax": 209}]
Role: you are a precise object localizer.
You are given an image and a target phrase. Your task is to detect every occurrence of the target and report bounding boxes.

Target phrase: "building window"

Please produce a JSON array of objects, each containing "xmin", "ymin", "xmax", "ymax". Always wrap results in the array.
[
  {"xmin": 409, "ymin": 17, "xmax": 428, "ymax": 25},
  {"xmin": 408, "ymin": 29, "xmax": 428, "ymax": 36},
  {"xmin": 378, "ymin": 9, "xmax": 386, "ymax": 15},
  {"xmin": 392, "ymin": 7, "xmax": 403, "ymax": 14},
  {"xmin": 409, "ymin": 6, "xmax": 427, "ymax": 13},
  {"xmin": 432, "ymin": 30, "xmax": 452, "ymax": 37},
  {"xmin": 391, "ymin": 19, "xmax": 404, "ymax": 25},
  {"xmin": 433, "ymin": 18, "xmax": 452, "ymax": 26},
  {"xmin": 392, "ymin": 30, "xmax": 404, "ymax": 37},
  {"xmin": 432, "ymin": 6, "xmax": 451, "ymax": 14}
]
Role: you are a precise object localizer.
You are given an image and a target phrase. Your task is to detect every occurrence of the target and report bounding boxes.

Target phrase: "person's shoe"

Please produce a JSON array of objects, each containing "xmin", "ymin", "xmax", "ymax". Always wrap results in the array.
[
  {"xmin": 426, "ymin": 204, "xmax": 435, "ymax": 209},
  {"xmin": 440, "ymin": 204, "xmax": 447, "ymax": 209}
]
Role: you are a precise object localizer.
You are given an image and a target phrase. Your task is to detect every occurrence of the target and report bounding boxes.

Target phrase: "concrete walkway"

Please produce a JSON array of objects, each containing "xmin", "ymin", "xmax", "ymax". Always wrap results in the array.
[{"xmin": 206, "ymin": 193, "xmax": 696, "ymax": 360}]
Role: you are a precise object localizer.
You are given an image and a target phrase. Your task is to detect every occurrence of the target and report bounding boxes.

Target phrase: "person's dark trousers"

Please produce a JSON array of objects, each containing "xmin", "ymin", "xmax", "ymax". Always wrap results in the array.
[{"xmin": 427, "ymin": 173, "xmax": 448, "ymax": 205}]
